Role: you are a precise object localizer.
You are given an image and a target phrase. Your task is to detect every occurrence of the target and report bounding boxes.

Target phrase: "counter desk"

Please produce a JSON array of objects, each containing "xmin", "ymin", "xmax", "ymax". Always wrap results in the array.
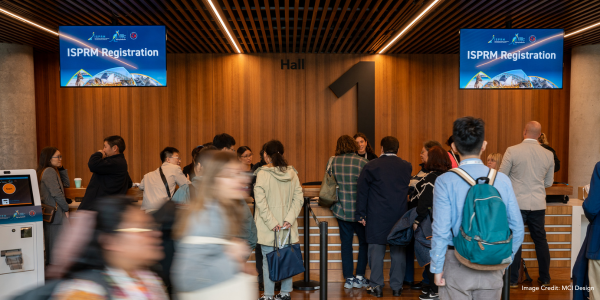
[{"xmin": 63, "ymin": 184, "xmax": 581, "ymax": 282}]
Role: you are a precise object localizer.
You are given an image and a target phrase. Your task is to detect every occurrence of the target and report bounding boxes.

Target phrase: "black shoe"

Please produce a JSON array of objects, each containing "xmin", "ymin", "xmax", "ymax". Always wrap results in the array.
[
  {"xmin": 392, "ymin": 288, "xmax": 402, "ymax": 296},
  {"xmin": 370, "ymin": 285, "xmax": 383, "ymax": 298},
  {"xmin": 275, "ymin": 282, "xmax": 281, "ymax": 291},
  {"xmin": 419, "ymin": 292, "xmax": 440, "ymax": 300},
  {"xmin": 403, "ymin": 281, "xmax": 414, "ymax": 287},
  {"xmin": 258, "ymin": 296, "xmax": 273, "ymax": 300},
  {"xmin": 422, "ymin": 286, "xmax": 431, "ymax": 294},
  {"xmin": 258, "ymin": 282, "xmax": 264, "ymax": 291},
  {"xmin": 274, "ymin": 294, "xmax": 291, "ymax": 300},
  {"xmin": 537, "ymin": 279, "xmax": 551, "ymax": 287},
  {"xmin": 411, "ymin": 281, "xmax": 425, "ymax": 290}
]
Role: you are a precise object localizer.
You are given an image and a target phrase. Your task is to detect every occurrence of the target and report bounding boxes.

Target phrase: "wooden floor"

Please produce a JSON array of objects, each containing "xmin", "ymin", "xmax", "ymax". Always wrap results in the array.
[{"xmin": 277, "ymin": 280, "xmax": 574, "ymax": 299}]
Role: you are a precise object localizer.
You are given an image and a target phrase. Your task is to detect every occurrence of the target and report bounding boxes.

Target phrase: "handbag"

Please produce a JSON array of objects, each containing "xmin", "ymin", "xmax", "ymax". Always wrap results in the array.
[
  {"xmin": 42, "ymin": 203, "xmax": 57, "ymax": 223},
  {"xmin": 266, "ymin": 230, "xmax": 305, "ymax": 282},
  {"xmin": 318, "ymin": 156, "xmax": 338, "ymax": 207}
]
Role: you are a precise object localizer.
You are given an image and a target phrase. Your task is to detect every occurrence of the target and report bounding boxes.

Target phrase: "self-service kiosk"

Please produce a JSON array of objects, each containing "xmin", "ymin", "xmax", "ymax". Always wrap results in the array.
[{"xmin": 0, "ymin": 170, "xmax": 44, "ymax": 300}]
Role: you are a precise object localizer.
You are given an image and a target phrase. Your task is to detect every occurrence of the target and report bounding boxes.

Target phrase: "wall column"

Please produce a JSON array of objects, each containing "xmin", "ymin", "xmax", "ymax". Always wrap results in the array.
[
  {"xmin": 569, "ymin": 44, "xmax": 600, "ymax": 192},
  {"xmin": 0, "ymin": 43, "xmax": 37, "ymax": 170}
]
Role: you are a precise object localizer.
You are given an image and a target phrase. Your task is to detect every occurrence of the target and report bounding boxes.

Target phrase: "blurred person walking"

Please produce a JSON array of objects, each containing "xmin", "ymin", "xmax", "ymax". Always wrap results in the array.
[
  {"xmin": 37, "ymin": 146, "xmax": 71, "ymax": 265},
  {"xmin": 254, "ymin": 140, "xmax": 304, "ymax": 300},
  {"xmin": 172, "ymin": 151, "xmax": 255, "ymax": 300}
]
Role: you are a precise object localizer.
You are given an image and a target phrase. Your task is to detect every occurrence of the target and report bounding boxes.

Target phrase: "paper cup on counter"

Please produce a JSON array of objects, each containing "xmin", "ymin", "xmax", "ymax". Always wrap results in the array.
[{"xmin": 74, "ymin": 178, "xmax": 82, "ymax": 188}]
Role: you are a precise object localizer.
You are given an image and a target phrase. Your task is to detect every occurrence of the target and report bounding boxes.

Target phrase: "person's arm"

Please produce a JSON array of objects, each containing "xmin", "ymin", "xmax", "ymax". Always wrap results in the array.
[
  {"xmin": 253, "ymin": 172, "xmax": 280, "ymax": 230},
  {"xmin": 87, "ymin": 152, "xmax": 121, "ymax": 175},
  {"xmin": 552, "ymin": 149, "xmax": 561, "ymax": 173},
  {"xmin": 355, "ymin": 166, "xmax": 370, "ymax": 223},
  {"xmin": 172, "ymin": 165, "xmax": 191, "ymax": 187},
  {"xmin": 57, "ymin": 167, "xmax": 70, "ymax": 188},
  {"xmin": 415, "ymin": 178, "xmax": 434, "ymax": 224},
  {"xmin": 240, "ymin": 200, "xmax": 258, "ymax": 250},
  {"xmin": 498, "ymin": 148, "xmax": 512, "ymax": 176},
  {"xmin": 284, "ymin": 174, "xmax": 305, "ymax": 226},
  {"xmin": 138, "ymin": 177, "xmax": 145, "ymax": 191},
  {"xmin": 583, "ymin": 163, "xmax": 600, "ymax": 222},
  {"xmin": 429, "ymin": 177, "xmax": 452, "ymax": 274},
  {"xmin": 42, "ymin": 169, "xmax": 70, "ymax": 212},
  {"xmin": 544, "ymin": 158, "xmax": 555, "ymax": 188},
  {"xmin": 503, "ymin": 179, "xmax": 525, "ymax": 260}
]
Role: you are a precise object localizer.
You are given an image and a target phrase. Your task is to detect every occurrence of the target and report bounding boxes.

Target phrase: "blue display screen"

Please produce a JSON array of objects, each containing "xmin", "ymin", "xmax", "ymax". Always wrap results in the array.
[
  {"xmin": 59, "ymin": 25, "xmax": 167, "ymax": 87},
  {"xmin": 459, "ymin": 29, "xmax": 563, "ymax": 89}
]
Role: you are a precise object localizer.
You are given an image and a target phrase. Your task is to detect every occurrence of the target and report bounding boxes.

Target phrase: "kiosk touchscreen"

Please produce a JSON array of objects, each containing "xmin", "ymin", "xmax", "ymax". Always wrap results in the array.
[{"xmin": 0, "ymin": 170, "xmax": 44, "ymax": 300}]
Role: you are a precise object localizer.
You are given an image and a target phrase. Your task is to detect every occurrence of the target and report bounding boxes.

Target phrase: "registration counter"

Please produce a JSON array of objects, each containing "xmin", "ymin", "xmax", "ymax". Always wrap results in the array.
[{"xmin": 64, "ymin": 184, "xmax": 581, "ymax": 282}]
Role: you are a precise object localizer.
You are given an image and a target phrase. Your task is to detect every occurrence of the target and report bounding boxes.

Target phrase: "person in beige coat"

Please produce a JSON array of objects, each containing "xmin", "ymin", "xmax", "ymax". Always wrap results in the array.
[{"xmin": 254, "ymin": 140, "xmax": 304, "ymax": 300}]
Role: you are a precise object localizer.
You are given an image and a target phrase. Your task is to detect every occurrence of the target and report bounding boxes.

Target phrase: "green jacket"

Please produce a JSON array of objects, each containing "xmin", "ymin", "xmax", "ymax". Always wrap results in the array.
[{"xmin": 254, "ymin": 166, "xmax": 304, "ymax": 246}]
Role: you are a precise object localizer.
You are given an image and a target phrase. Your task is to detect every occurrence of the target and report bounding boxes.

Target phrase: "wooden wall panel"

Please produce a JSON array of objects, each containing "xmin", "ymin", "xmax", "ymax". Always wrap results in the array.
[{"xmin": 34, "ymin": 51, "xmax": 570, "ymax": 186}]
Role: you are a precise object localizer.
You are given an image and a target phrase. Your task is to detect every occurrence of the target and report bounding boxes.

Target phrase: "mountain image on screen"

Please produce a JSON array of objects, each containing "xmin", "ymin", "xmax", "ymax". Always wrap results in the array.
[
  {"xmin": 465, "ymin": 69, "xmax": 557, "ymax": 89},
  {"xmin": 65, "ymin": 67, "xmax": 162, "ymax": 87}
]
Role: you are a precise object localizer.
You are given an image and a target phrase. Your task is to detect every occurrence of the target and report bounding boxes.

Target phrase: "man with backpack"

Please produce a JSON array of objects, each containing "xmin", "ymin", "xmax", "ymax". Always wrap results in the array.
[{"xmin": 430, "ymin": 117, "xmax": 524, "ymax": 300}]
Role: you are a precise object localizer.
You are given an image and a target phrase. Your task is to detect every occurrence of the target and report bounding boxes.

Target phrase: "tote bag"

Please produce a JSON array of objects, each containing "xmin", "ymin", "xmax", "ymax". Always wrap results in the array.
[{"xmin": 266, "ymin": 230, "xmax": 305, "ymax": 282}]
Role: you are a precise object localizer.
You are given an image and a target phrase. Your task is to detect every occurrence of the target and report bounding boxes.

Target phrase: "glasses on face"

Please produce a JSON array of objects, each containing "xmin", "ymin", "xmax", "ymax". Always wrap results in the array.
[
  {"xmin": 52, "ymin": 156, "xmax": 63, "ymax": 160},
  {"xmin": 241, "ymin": 154, "xmax": 253, "ymax": 159},
  {"xmin": 169, "ymin": 156, "xmax": 181, "ymax": 161}
]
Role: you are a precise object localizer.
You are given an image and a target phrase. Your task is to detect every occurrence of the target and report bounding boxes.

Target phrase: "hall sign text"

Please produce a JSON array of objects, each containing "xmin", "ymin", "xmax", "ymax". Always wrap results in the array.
[{"xmin": 281, "ymin": 59, "xmax": 305, "ymax": 70}]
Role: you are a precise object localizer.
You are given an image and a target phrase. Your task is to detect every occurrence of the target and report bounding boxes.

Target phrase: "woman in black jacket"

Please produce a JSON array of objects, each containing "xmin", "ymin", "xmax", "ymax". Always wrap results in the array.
[
  {"xmin": 538, "ymin": 133, "xmax": 560, "ymax": 173},
  {"xmin": 412, "ymin": 146, "xmax": 451, "ymax": 299}
]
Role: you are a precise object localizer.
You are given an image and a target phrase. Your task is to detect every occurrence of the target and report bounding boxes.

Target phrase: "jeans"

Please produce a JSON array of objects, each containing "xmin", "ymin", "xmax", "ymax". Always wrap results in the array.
[
  {"xmin": 337, "ymin": 219, "xmax": 368, "ymax": 279},
  {"xmin": 510, "ymin": 210, "xmax": 551, "ymax": 283},
  {"xmin": 261, "ymin": 245, "xmax": 294, "ymax": 297},
  {"xmin": 404, "ymin": 239, "xmax": 430, "ymax": 284}
]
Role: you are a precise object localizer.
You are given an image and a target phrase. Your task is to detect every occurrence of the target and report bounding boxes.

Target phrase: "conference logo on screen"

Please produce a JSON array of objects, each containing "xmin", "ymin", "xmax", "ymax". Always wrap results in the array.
[
  {"xmin": 488, "ymin": 35, "xmax": 508, "ymax": 44},
  {"xmin": 88, "ymin": 32, "xmax": 109, "ymax": 41},
  {"xmin": 530, "ymin": 35, "xmax": 537, "ymax": 43},
  {"xmin": 508, "ymin": 33, "xmax": 526, "ymax": 45},
  {"xmin": 109, "ymin": 30, "xmax": 127, "ymax": 42},
  {"xmin": 130, "ymin": 32, "xmax": 138, "ymax": 40}
]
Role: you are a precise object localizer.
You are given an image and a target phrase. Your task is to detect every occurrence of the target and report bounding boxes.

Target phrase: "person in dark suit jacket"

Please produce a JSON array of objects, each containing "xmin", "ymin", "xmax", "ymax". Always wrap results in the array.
[
  {"xmin": 356, "ymin": 136, "xmax": 412, "ymax": 297},
  {"xmin": 78, "ymin": 136, "xmax": 132, "ymax": 211}
]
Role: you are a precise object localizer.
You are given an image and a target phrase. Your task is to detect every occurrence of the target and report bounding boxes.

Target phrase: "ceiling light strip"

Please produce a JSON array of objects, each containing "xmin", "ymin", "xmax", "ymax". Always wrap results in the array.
[
  {"xmin": 0, "ymin": 7, "xmax": 58, "ymax": 36},
  {"xmin": 206, "ymin": 0, "xmax": 241, "ymax": 53},
  {"xmin": 378, "ymin": 0, "xmax": 440, "ymax": 54},
  {"xmin": 565, "ymin": 22, "xmax": 600, "ymax": 38}
]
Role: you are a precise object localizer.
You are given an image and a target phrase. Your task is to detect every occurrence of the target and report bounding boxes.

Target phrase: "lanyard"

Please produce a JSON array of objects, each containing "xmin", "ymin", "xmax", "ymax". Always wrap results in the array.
[{"xmin": 459, "ymin": 159, "xmax": 483, "ymax": 166}]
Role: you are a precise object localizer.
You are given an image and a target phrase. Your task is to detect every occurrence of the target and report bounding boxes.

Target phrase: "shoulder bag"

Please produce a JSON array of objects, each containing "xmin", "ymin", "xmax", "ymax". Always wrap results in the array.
[
  {"xmin": 159, "ymin": 167, "xmax": 173, "ymax": 200},
  {"xmin": 318, "ymin": 156, "xmax": 338, "ymax": 207},
  {"xmin": 40, "ymin": 168, "xmax": 58, "ymax": 223}
]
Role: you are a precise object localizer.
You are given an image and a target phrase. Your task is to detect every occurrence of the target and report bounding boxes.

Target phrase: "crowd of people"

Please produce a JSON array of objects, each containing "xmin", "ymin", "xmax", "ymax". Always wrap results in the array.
[{"xmin": 29, "ymin": 116, "xmax": 600, "ymax": 300}]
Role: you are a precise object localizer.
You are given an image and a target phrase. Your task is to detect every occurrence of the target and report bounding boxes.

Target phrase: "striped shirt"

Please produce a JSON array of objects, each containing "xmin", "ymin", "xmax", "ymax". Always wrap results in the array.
[{"xmin": 330, "ymin": 153, "xmax": 369, "ymax": 221}]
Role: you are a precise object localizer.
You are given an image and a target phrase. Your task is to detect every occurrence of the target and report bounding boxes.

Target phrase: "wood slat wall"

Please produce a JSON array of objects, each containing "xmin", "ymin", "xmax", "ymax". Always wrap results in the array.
[{"xmin": 34, "ymin": 51, "xmax": 570, "ymax": 185}]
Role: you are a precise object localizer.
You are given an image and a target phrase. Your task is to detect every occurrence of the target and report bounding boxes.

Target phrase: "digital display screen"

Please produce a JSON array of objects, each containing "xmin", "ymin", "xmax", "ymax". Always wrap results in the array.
[
  {"xmin": 59, "ymin": 25, "xmax": 167, "ymax": 87},
  {"xmin": 460, "ymin": 29, "xmax": 564, "ymax": 89},
  {"xmin": 0, "ymin": 176, "xmax": 35, "ymax": 207}
]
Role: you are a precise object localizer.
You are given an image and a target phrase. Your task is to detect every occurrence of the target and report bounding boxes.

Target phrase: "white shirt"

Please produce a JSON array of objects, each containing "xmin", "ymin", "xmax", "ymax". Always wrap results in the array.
[{"xmin": 140, "ymin": 162, "xmax": 190, "ymax": 211}]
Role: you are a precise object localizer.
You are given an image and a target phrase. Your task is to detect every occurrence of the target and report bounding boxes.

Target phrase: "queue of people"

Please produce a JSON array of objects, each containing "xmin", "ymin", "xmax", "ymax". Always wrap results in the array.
[{"xmin": 32, "ymin": 116, "xmax": 596, "ymax": 300}]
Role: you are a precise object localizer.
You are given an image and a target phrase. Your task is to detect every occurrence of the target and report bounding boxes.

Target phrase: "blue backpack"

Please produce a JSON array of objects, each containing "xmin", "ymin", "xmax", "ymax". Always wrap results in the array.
[{"xmin": 449, "ymin": 168, "xmax": 513, "ymax": 270}]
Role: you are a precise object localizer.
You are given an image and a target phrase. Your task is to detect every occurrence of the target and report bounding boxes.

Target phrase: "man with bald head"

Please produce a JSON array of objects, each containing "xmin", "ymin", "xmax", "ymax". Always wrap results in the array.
[{"xmin": 500, "ymin": 121, "xmax": 555, "ymax": 288}]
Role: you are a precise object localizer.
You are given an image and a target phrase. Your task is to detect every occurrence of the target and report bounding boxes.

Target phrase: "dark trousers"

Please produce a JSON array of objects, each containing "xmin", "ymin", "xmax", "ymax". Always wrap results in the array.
[
  {"xmin": 404, "ymin": 240, "xmax": 430, "ymax": 284},
  {"xmin": 369, "ymin": 244, "xmax": 406, "ymax": 290},
  {"xmin": 338, "ymin": 219, "xmax": 368, "ymax": 279},
  {"xmin": 510, "ymin": 209, "xmax": 551, "ymax": 283},
  {"xmin": 424, "ymin": 265, "xmax": 437, "ymax": 293},
  {"xmin": 256, "ymin": 244, "xmax": 264, "ymax": 283}
]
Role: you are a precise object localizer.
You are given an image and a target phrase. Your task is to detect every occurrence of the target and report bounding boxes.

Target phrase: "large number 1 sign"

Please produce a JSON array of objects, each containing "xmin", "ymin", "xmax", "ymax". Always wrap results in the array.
[{"xmin": 329, "ymin": 62, "xmax": 376, "ymax": 144}]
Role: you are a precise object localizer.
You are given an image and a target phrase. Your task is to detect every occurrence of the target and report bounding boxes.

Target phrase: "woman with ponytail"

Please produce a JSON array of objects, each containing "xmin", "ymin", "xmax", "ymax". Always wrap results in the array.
[{"xmin": 254, "ymin": 140, "xmax": 304, "ymax": 300}]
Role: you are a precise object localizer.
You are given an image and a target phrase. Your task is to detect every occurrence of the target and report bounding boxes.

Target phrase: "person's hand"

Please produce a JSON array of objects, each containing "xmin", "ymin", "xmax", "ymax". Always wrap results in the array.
[
  {"xmin": 272, "ymin": 224, "xmax": 281, "ymax": 232},
  {"xmin": 359, "ymin": 219, "xmax": 366, "ymax": 226},
  {"xmin": 186, "ymin": 174, "xmax": 190, "ymax": 181},
  {"xmin": 282, "ymin": 221, "xmax": 292, "ymax": 229},
  {"xmin": 98, "ymin": 150, "xmax": 107, "ymax": 159},
  {"xmin": 225, "ymin": 238, "xmax": 250, "ymax": 265},
  {"xmin": 434, "ymin": 272, "xmax": 445, "ymax": 286},
  {"xmin": 65, "ymin": 212, "xmax": 69, "ymax": 218},
  {"xmin": 412, "ymin": 223, "xmax": 418, "ymax": 231}
]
